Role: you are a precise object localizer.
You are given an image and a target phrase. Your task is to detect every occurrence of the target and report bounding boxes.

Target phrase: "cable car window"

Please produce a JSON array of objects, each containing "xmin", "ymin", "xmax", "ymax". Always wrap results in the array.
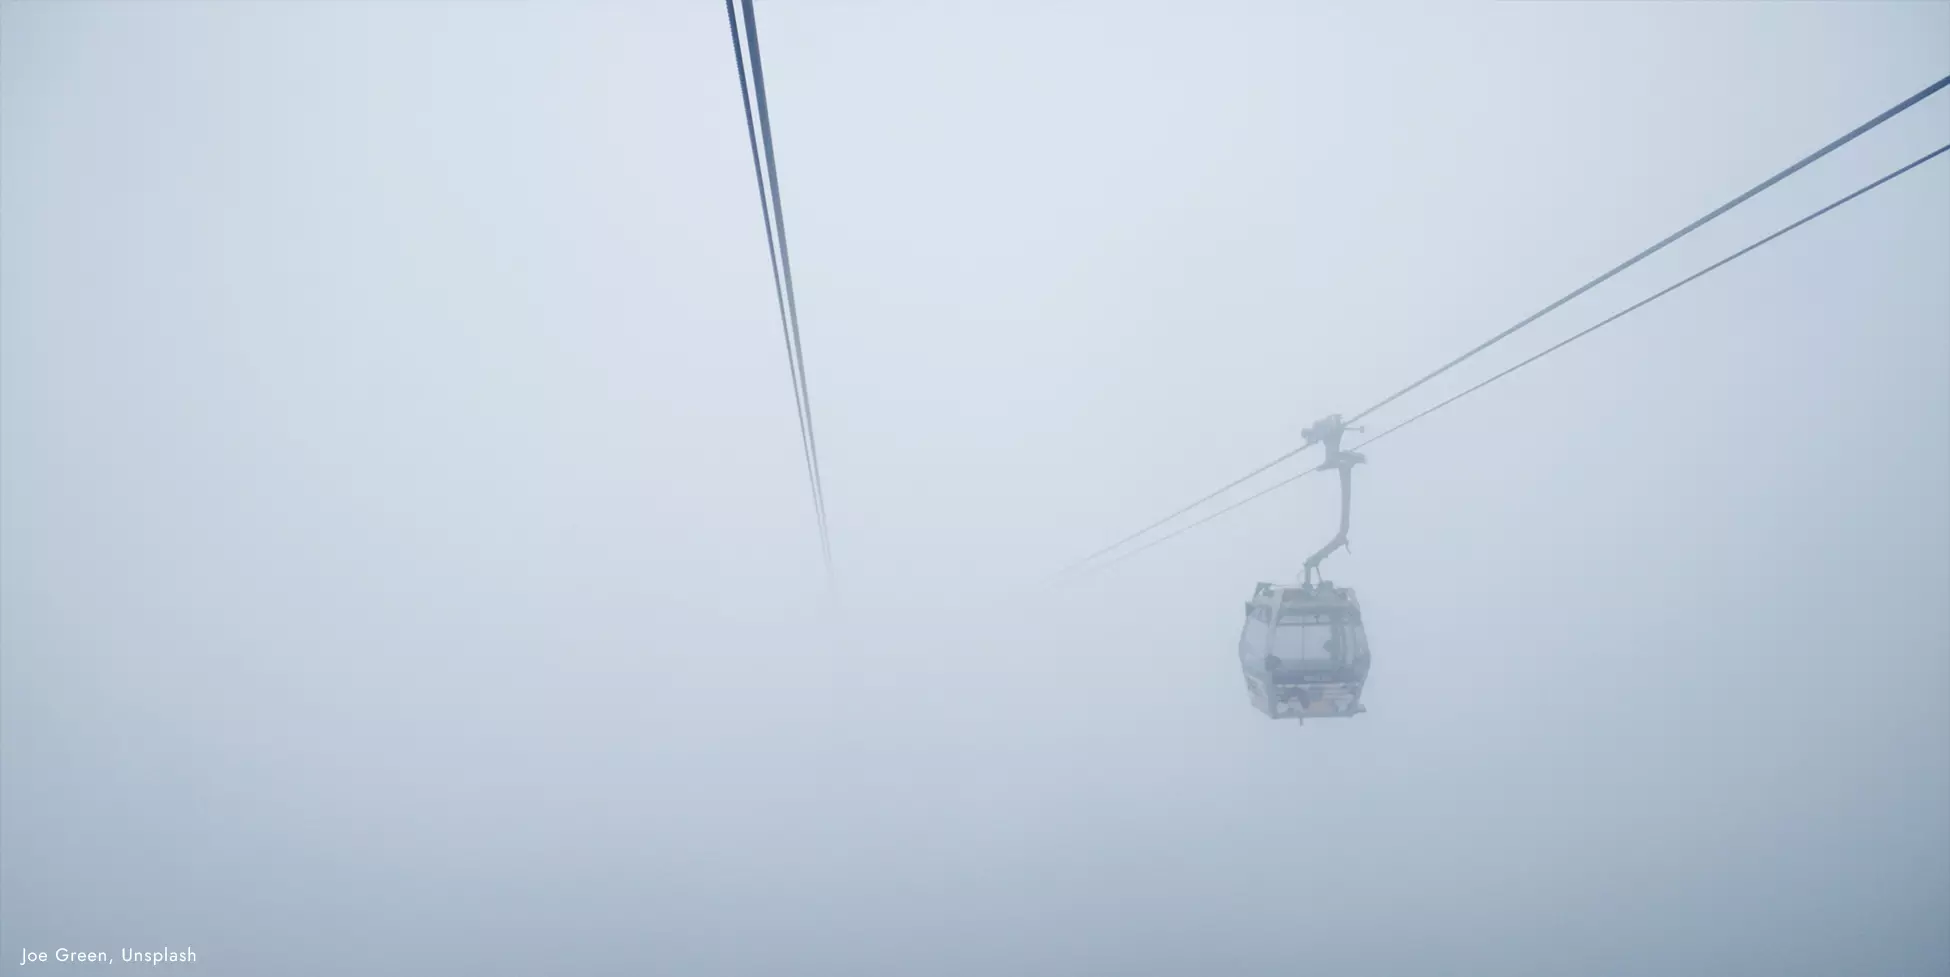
[
  {"xmin": 1241, "ymin": 615, "xmax": 1271, "ymax": 657},
  {"xmin": 1274, "ymin": 620, "xmax": 1336, "ymax": 661}
]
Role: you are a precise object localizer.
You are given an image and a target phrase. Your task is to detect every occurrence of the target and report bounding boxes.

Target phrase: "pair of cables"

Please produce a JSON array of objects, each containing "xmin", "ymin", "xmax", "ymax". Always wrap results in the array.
[
  {"xmin": 1059, "ymin": 73, "xmax": 1950, "ymax": 580},
  {"xmin": 726, "ymin": 0, "xmax": 834, "ymax": 578}
]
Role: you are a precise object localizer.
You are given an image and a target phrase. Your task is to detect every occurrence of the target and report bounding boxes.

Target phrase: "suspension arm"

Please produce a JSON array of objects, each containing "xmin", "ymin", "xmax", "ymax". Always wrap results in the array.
[
  {"xmin": 1304, "ymin": 462, "xmax": 1354, "ymax": 573},
  {"xmin": 1299, "ymin": 414, "xmax": 1365, "ymax": 580}
]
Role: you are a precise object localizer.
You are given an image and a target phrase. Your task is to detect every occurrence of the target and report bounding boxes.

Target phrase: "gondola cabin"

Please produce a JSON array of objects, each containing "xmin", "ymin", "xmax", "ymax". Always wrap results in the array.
[{"xmin": 1238, "ymin": 580, "xmax": 1371, "ymax": 722}]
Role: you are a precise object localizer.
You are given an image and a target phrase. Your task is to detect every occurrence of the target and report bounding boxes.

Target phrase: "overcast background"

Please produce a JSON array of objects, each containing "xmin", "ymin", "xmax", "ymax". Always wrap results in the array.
[{"xmin": 3, "ymin": 2, "xmax": 1948, "ymax": 975}]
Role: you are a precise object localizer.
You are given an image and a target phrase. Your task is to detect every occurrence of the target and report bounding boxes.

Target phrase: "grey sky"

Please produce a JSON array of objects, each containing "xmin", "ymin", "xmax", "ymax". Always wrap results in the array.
[{"xmin": 3, "ymin": 2, "xmax": 1947, "ymax": 975}]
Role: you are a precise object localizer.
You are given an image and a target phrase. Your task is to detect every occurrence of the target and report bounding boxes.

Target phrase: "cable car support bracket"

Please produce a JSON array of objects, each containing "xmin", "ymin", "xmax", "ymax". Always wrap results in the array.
[{"xmin": 1300, "ymin": 413, "xmax": 1364, "ymax": 585}]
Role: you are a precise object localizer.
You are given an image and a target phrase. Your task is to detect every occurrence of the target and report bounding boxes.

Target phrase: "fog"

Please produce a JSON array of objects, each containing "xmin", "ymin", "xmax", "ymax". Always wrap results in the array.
[{"xmin": 3, "ymin": 2, "xmax": 1947, "ymax": 974}]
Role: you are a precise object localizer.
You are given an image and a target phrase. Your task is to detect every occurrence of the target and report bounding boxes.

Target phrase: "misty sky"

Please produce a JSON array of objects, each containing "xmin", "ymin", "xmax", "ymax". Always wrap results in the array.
[{"xmin": 3, "ymin": 2, "xmax": 1948, "ymax": 975}]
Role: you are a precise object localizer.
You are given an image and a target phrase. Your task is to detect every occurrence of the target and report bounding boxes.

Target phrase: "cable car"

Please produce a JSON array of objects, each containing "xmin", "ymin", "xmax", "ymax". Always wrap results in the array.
[
  {"xmin": 1239, "ymin": 579, "xmax": 1370, "ymax": 721},
  {"xmin": 1239, "ymin": 414, "xmax": 1374, "ymax": 723}
]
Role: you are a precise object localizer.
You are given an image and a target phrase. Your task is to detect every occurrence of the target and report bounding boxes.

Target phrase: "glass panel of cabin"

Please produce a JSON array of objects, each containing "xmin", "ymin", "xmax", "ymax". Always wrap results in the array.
[{"xmin": 1274, "ymin": 611, "xmax": 1336, "ymax": 662}]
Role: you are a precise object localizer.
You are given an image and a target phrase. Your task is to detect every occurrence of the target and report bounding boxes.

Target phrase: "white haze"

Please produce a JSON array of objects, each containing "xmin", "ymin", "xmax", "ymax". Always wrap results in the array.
[{"xmin": 3, "ymin": 2, "xmax": 1947, "ymax": 975}]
